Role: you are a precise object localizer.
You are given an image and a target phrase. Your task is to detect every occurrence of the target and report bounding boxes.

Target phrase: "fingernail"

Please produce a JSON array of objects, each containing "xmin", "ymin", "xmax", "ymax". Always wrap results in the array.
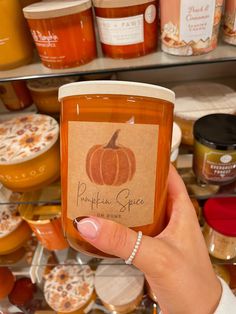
[{"xmin": 73, "ymin": 217, "xmax": 100, "ymax": 239}]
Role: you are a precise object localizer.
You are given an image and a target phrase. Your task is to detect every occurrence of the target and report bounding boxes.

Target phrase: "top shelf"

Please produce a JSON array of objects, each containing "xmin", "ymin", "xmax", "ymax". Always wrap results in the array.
[{"xmin": 0, "ymin": 41, "xmax": 236, "ymax": 82}]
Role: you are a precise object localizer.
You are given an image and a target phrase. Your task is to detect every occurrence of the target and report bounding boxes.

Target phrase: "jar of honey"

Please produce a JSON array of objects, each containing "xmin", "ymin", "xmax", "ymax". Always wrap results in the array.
[
  {"xmin": 0, "ymin": 0, "xmax": 34, "ymax": 70},
  {"xmin": 0, "ymin": 81, "xmax": 33, "ymax": 111},
  {"xmin": 223, "ymin": 0, "xmax": 236, "ymax": 46},
  {"xmin": 160, "ymin": 0, "xmax": 223, "ymax": 56},
  {"xmin": 0, "ymin": 114, "xmax": 60, "ymax": 192},
  {"xmin": 19, "ymin": 204, "xmax": 68, "ymax": 251},
  {"xmin": 59, "ymin": 81, "xmax": 174, "ymax": 257},
  {"xmin": 23, "ymin": 0, "xmax": 97, "ymax": 69},
  {"xmin": 93, "ymin": 0, "xmax": 158, "ymax": 59}
]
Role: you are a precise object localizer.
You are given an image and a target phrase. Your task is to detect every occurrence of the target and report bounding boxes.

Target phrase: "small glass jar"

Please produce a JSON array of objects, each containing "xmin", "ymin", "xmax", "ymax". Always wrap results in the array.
[
  {"xmin": 27, "ymin": 77, "xmax": 78, "ymax": 114},
  {"xmin": 0, "ymin": 267, "xmax": 15, "ymax": 300},
  {"xmin": 23, "ymin": 0, "xmax": 97, "ymax": 69},
  {"xmin": 160, "ymin": 0, "xmax": 224, "ymax": 56},
  {"xmin": 0, "ymin": 81, "xmax": 33, "ymax": 111},
  {"xmin": 59, "ymin": 81, "xmax": 174, "ymax": 257},
  {"xmin": 95, "ymin": 260, "xmax": 144, "ymax": 314},
  {"xmin": 173, "ymin": 82, "xmax": 236, "ymax": 146},
  {"xmin": 19, "ymin": 204, "xmax": 68, "ymax": 251},
  {"xmin": 44, "ymin": 263, "xmax": 94, "ymax": 314},
  {"xmin": 0, "ymin": 0, "xmax": 34, "ymax": 70},
  {"xmin": 0, "ymin": 114, "xmax": 60, "ymax": 192},
  {"xmin": 203, "ymin": 197, "xmax": 236, "ymax": 260},
  {"xmin": 223, "ymin": 0, "xmax": 236, "ymax": 46},
  {"xmin": 93, "ymin": 0, "xmax": 158, "ymax": 59},
  {"xmin": 193, "ymin": 114, "xmax": 236, "ymax": 185}
]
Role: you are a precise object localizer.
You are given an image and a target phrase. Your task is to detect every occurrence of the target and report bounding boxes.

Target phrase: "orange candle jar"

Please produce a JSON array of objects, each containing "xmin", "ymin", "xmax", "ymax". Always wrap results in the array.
[
  {"xmin": 23, "ymin": 1, "xmax": 97, "ymax": 69},
  {"xmin": 19, "ymin": 204, "xmax": 68, "ymax": 251},
  {"xmin": 0, "ymin": 267, "xmax": 15, "ymax": 300},
  {"xmin": 27, "ymin": 77, "xmax": 78, "ymax": 114},
  {"xmin": 0, "ymin": 81, "xmax": 33, "ymax": 111},
  {"xmin": 0, "ymin": 114, "xmax": 60, "ymax": 192},
  {"xmin": 59, "ymin": 81, "xmax": 174, "ymax": 257},
  {"xmin": 0, "ymin": 202, "xmax": 32, "ymax": 255},
  {"xmin": 223, "ymin": 0, "xmax": 236, "ymax": 46},
  {"xmin": 0, "ymin": 0, "xmax": 34, "ymax": 70},
  {"xmin": 160, "ymin": 0, "xmax": 223, "ymax": 56},
  {"xmin": 93, "ymin": 0, "xmax": 158, "ymax": 59}
]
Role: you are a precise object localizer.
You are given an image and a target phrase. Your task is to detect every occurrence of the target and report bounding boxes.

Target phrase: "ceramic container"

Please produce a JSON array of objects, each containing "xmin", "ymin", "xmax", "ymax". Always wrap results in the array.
[
  {"xmin": 203, "ymin": 197, "xmax": 236, "ymax": 260},
  {"xmin": 0, "ymin": 114, "xmax": 60, "ymax": 192},
  {"xmin": 95, "ymin": 260, "xmax": 144, "ymax": 314},
  {"xmin": 160, "ymin": 0, "xmax": 224, "ymax": 56},
  {"xmin": 93, "ymin": 0, "xmax": 158, "ymax": 58},
  {"xmin": 193, "ymin": 114, "xmax": 236, "ymax": 185},
  {"xmin": 173, "ymin": 82, "xmax": 236, "ymax": 146},
  {"xmin": 23, "ymin": 0, "xmax": 97, "ymax": 69},
  {"xmin": 223, "ymin": 0, "xmax": 236, "ymax": 46},
  {"xmin": 59, "ymin": 81, "xmax": 174, "ymax": 257}
]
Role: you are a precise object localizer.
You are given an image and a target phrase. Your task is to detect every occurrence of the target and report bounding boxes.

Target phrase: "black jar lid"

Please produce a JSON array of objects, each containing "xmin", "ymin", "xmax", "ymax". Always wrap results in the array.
[{"xmin": 193, "ymin": 114, "xmax": 236, "ymax": 151}]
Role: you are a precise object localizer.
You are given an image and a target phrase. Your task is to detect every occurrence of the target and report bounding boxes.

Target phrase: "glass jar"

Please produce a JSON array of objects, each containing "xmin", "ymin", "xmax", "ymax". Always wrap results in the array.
[
  {"xmin": 93, "ymin": 0, "xmax": 158, "ymax": 59},
  {"xmin": 223, "ymin": 0, "xmax": 236, "ymax": 46},
  {"xmin": 160, "ymin": 0, "xmax": 223, "ymax": 56},
  {"xmin": 193, "ymin": 114, "xmax": 236, "ymax": 185},
  {"xmin": 0, "ymin": 114, "xmax": 60, "ymax": 192},
  {"xmin": 203, "ymin": 197, "xmax": 236, "ymax": 260},
  {"xmin": 173, "ymin": 82, "xmax": 236, "ymax": 146},
  {"xmin": 0, "ymin": 81, "xmax": 33, "ymax": 111},
  {"xmin": 59, "ymin": 81, "xmax": 174, "ymax": 257},
  {"xmin": 0, "ymin": 267, "xmax": 14, "ymax": 300},
  {"xmin": 0, "ymin": 0, "xmax": 34, "ymax": 70},
  {"xmin": 23, "ymin": 0, "xmax": 97, "ymax": 69},
  {"xmin": 95, "ymin": 260, "xmax": 144, "ymax": 314}
]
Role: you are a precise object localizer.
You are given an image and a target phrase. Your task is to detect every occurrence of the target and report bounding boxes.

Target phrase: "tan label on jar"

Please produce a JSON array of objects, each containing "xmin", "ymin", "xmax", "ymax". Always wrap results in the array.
[
  {"xmin": 203, "ymin": 152, "xmax": 236, "ymax": 182},
  {"xmin": 67, "ymin": 121, "xmax": 159, "ymax": 227}
]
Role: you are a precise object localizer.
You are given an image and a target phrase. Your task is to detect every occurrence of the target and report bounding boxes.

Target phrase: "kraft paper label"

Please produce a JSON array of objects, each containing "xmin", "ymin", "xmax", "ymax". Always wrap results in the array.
[{"xmin": 67, "ymin": 121, "xmax": 159, "ymax": 227}]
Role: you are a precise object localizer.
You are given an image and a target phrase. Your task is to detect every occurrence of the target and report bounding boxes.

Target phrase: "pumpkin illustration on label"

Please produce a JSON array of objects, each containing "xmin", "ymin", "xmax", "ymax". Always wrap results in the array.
[{"xmin": 86, "ymin": 129, "xmax": 136, "ymax": 186}]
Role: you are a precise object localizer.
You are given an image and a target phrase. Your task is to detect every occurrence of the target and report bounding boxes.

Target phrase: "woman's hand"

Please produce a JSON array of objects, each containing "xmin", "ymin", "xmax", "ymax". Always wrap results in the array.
[{"xmin": 74, "ymin": 165, "xmax": 222, "ymax": 314}]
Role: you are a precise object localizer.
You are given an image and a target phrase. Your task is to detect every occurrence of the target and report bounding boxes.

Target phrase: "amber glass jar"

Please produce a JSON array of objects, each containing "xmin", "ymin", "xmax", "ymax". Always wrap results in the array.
[
  {"xmin": 93, "ymin": 0, "xmax": 158, "ymax": 58},
  {"xmin": 23, "ymin": 0, "xmax": 97, "ymax": 69},
  {"xmin": 59, "ymin": 81, "xmax": 174, "ymax": 257},
  {"xmin": 193, "ymin": 114, "xmax": 236, "ymax": 185},
  {"xmin": 0, "ymin": 0, "xmax": 34, "ymax": 70},
  {"xmin": 0, "ymin": 267, "xmax": 15, "ymax": 300}
]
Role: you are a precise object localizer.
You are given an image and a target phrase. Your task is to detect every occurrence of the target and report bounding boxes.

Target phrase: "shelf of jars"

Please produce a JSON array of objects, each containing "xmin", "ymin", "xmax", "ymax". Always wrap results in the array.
[{"xmin": 0, "ymin": 39, "xmax": 236, "ymax": 83}]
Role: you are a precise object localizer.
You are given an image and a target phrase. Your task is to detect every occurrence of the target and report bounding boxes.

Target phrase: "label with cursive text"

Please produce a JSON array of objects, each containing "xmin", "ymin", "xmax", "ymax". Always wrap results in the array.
[{"xmin": 67, "ymin": 121, "xmax": 159, "ymax": 227}]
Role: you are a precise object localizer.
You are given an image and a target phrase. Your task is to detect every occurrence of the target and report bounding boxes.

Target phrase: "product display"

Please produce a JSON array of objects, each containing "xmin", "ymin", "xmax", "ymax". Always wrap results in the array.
[
  {"xmin": 93, "ymin": 0, "xmax": 158, "ymax": 59},
  {"xmin": 0, "ymin": 81, "xmax": 33, "ymax": 111},
  {"xmin": 160, "ymin": 0, "xmax": 223, "ymax": 56},
  {"xmin": 203, "ymin": 197, "xmax": 236, "ymax": 260},
  {"xmin": 223, "ymin": 0, "xmax": 236, "ymax": 46},
  {"xmin": 173, "ymin": 82, "xmax": 236, "ymax": 146},
  {"xmin": 59, "ymin": 81, "xmax": 174, "ymax": 257},
  {"xmin": 19, "ymin": 204, "xmax": 68, "ymax": 251},
  {"xmin": 23, "ymin": 0, "xmax": 97, "ymax": 69},
  {"xmin": 0, "ymin": 0, "xmax": 34, "ymax": 70},
  {"xmin": 0, "ymin": 267, "xmax": 14, "ymax": 300},
  {"xmin": 95, "ymin": 260, "xmax": 144, "ymax": 313},
  {"xmin": 0, "ymin": 114, "xmax": 60, "ymax": 192},
  {"xmin": 27, "ymin": 77, "xmax": 78, "ymax": 114},
  {"xmin": 44, "ymin": 263, "xmax": 94, "ymax": 313},
  {"xmin": 193, "ymin": 114, "xmax": 236, "ymax": 185}
]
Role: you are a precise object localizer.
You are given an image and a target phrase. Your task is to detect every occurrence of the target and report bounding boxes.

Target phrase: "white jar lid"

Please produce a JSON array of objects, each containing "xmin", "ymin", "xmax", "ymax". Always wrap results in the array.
[
  {"xmin": 93, "ymin": 0, "xmax": 155, "ymax": 9},
  {"xmin": 0, "ymin": 114, "xmax": 59, "ymax": 165},
  {"xmin": 58, "ymin": 81, "xmax": 175, "ymax": 104},
  {"xmin": 171, "ymin": 122, "xmax": 182, "ymax": 152},
  {"xmin": 173, "ymin": 82, "xmax": 236, "ymax": 121},
  {"xmin": 95, "ymin": 259, "xmax": 144, "ymax": 307},
  {"xmin": 23, "ymin": 0, "xmax": 92, "ymax": 19}
]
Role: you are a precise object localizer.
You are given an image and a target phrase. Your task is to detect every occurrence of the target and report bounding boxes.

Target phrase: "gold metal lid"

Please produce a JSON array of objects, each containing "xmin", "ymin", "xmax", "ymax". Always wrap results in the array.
[{"xmin": 93, "ymin": 0, "xmax": 156, "ymax": 9}]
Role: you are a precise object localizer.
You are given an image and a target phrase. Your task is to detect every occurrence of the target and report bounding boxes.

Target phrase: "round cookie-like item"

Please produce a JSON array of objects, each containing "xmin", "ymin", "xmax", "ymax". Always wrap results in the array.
[{"xmin": 44, "ymin": 263, "xmax": 94, "ymax": 313}]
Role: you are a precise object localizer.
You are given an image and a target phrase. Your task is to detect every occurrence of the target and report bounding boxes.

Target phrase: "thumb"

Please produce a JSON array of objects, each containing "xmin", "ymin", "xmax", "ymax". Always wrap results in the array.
[{"xmin": 73, "ymin": 217, "xmax": 164, "ymax": 274}]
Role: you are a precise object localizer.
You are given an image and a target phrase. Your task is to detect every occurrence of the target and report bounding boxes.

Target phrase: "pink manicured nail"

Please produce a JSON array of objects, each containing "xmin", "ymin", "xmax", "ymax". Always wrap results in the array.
[{"xmin": 73, "ymin": 217, "xmax": 100, "ymax": 239}]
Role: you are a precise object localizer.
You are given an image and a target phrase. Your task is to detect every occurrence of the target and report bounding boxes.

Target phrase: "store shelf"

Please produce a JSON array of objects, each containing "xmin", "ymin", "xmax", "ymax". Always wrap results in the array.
[{"xmin": 0, "ymin": 41, "xmax": 236, "ymax": 82}]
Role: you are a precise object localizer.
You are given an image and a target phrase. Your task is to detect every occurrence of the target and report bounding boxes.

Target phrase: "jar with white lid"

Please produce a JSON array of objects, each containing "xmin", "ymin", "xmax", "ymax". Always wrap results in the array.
[
  {"xmin": 223, "ymin": 0, "xmax": 236, "ymax": 46},
  {"xmin": 93, "ymin": 0, "xmax": 158, "ymax": 59},
  {"xmin": 23, "ymin": 0, "xmax": 97, "ymax": 69},
  {"xmin": 173, "ymin": 82, "xmax": 236, "ymax": 146}
]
